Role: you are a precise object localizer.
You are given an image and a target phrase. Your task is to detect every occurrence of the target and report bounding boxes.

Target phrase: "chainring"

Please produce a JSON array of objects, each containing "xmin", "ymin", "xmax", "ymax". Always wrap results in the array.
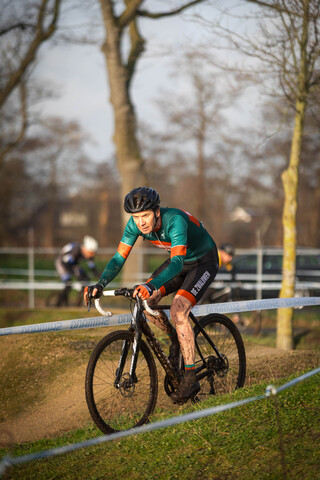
[{"xmin": 164, "ymin": 374, "xmax": 177, "ymax": 396}]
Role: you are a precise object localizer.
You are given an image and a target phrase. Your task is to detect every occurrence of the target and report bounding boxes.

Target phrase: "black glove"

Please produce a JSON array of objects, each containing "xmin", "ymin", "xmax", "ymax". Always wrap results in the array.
[{"xmin": 85, "ymin": 283, "xmax": 104, "ymax": 301}]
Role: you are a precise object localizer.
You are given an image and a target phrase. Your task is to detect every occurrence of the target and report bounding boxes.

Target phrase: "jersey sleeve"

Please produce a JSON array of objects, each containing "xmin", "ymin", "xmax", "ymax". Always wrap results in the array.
[
  {"xmin": 98, "ymin": 219, "xmax": 139, "ymax": 287},
  {"xmin": 150, "ymin": 214, "xmax": 188, "ymax": 290}
]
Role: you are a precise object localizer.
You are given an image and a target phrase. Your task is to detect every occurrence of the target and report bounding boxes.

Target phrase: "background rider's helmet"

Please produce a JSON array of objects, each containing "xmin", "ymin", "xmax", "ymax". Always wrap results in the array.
[
  {"xmin": 220, "ymin": 243, "xmax": 235, "ymax": 257},
  {"xmin": 124, "ymin": 187, "xmax": 160, "ymax": 213},
  {"xmin": 83, "ymin": 235, "xmax": 98, "ymax": 253}
]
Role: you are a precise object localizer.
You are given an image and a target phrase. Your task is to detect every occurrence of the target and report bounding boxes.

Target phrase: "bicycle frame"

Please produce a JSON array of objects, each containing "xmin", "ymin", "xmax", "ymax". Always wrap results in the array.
[
  {"xmin": 139, "ymin": 307, "xmax": 180, "ymax": 389},
  {"xmin": 86, "ymin": 288, "xmax": 246, "ymax": 434},
  {"xmin": 93, "ymin": 289, "xmax": 229, "ymax": 390},
  {"xmin": 113, "ymin": 297, "xmax": 180, "ymax": 391},
  {"xmin": 190, "ymin": 312, "xmax": 225, "ymax": 358}
]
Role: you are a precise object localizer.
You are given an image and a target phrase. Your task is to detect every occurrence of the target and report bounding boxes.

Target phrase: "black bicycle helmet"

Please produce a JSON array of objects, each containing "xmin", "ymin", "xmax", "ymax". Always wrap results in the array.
[
  {"xmin": 124, "ymin": 187, "xmax": 160, "ymax": 213},
  {"xmin": 220, "ymin": 243, "xmax": 235, "ymax": 256}
]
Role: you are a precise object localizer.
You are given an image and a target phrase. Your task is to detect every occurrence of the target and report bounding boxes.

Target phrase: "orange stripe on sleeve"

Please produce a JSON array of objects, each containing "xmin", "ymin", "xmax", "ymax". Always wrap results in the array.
[
  {"xmin": 171, "ymin": 245, "xmax": 187, "ymax": 258},
  {"xmin": 117, "ymin": 242, "xmax": 132, "ymax": 259},
  {"xmin": 176, "ymin": 289, "xmax": 197, "ymax": 306},
  {"xmin": 159, "ymin": 285, "xmax": 166, "ymax": 296}
]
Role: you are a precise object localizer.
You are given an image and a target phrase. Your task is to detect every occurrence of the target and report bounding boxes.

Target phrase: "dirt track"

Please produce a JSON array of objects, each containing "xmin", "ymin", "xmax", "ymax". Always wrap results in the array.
[
  {"xmin": 1, "ymin": 338, "xmax": 319, "ymax": 445},
  {"xmin": 1, "ymin": 363, "xmax": 90, "ymax": 445}
]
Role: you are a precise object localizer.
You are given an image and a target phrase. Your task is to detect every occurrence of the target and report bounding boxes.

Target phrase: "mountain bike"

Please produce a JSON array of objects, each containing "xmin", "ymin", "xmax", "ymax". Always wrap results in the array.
[{"xmin": 85, "ymin": 288, "xmax": 246, "ymax": 434}]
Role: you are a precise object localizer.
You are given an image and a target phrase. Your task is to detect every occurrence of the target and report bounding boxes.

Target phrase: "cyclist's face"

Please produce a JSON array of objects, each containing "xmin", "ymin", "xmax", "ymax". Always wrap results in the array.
[
  {"xmin": 132, "ymin": 209, "xmax": 159, "ymax": 234},
  {"xmin": 220, "ymin": 250, "xmax": 233, "ymax": 265}
]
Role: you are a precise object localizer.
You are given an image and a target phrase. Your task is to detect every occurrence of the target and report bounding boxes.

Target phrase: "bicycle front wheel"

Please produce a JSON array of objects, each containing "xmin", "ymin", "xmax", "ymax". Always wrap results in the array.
[
  {"xmin": 193, "ymin": 313, "xmax": 246, "ymax": 398},
  {"xmin": 85, "ymin": 330, "xmax": 158, "ymax": 434}
]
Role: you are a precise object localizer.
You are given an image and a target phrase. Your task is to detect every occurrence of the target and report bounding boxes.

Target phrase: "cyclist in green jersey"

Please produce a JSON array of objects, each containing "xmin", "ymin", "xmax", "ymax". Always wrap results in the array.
[{"xmin": 84, "ymin": 187, "xmax": 220, "ymax": 403}]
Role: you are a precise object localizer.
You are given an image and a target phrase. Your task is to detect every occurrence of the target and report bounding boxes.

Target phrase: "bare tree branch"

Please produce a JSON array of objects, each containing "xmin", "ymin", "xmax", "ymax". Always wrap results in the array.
[
  {"xmin": 126, "ymin": 18, "xmax": 145, "ymax": 89},
  {"xmin": 118, "ymin": 0, "xmax": 143, "ymax": 28},
  {"xmin": 137, "ymin": 0, "xmax": 206, "ymax": 19},
  {"xmin": 0, "ymin": 23, "xmax": 34, "ymax": 37},
  {"xmin": 246, "ymin": 0, "xmax": 300, "ymax": 16},
  {"xmin": 0, "ymin": 81, "xmax": 28, "ymax": 165},
  {"xmin": 0, "ymin": 0, "xmax": 62, "ymax": 110}
]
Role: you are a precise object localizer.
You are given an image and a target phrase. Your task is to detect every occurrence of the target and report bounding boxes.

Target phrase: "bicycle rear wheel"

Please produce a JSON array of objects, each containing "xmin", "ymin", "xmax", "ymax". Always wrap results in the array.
[
  {"xmin": 85, "ymin": 330, "xmax": 158, "ymax": 434},
  {"xmin": 193, "ymin": 313, "xmax": 246, "ymax": 398}
]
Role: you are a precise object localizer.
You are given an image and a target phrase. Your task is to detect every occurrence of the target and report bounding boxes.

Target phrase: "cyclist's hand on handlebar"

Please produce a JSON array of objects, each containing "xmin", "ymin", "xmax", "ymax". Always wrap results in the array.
[
  {"xmin": 84, "ymin": 284, "xmax": 104, "ymax": 306},
  {"xmin": 133, "ymin": 283, "xmax": 155, "ymax": 300}
]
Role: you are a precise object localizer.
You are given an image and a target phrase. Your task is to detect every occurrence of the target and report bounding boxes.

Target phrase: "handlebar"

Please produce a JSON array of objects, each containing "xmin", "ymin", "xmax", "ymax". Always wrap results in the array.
[{"xmin": 93, "ymin": 289, "xmax": 160, "ymax": 317}]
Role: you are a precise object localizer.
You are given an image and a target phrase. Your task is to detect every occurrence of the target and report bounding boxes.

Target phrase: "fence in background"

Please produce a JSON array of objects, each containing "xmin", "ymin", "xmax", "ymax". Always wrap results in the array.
[{"xmin": 1, "ymin": 247, "xmax": 320, "ymax": 308}]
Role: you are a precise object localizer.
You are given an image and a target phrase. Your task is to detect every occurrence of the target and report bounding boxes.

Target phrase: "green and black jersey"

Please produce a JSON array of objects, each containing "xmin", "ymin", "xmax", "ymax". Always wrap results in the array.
[{"xmin": 99, "ymin": 208, "xmax": 216, "ymax": 290}]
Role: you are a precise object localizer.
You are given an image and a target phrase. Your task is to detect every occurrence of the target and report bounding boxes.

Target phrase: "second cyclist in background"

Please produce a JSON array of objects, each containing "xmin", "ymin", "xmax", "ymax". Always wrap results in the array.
[{"xmin": 55, "ymin": 235, "xmax": 99, "ymax": 307}]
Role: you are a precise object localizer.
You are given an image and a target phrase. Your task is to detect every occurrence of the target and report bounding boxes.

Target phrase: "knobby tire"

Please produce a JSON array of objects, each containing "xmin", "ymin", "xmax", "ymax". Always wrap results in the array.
[
  {"xmin": 85, "ymin": 330, "xmax": 158, "ymax": 434},
  {"xmin": 193, "ymin": 313, "xmax": 246, "ymax": 398}
]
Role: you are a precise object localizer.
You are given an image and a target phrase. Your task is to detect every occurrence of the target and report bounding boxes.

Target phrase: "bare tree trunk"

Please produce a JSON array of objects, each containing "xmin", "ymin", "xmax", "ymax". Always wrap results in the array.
[
  {"xmin": 98, "ymin": 0, "xmax": 210, "ymax": 284},
  {"xmin": 100, "ymin": 2, "xmax": 147, "ymax": 189},
  {"xmin": 99, "ymin": 0, "xmax": 147, "ymax": 284},
  {"xmin": 309, "ymin": 170, "xmax": 320, "ymax": 245},
  {"xmin": 99, "ymin": 191, "xmax": 109, "ymax": 246},
  {"xmin": 195, "ymin": 117, "xmax": 206, "ymax": 221},
  {"xmin": 277, "ymin": 106, "xmax": 306, "ymax": 349},
  {"xmin": 276, "ymin": 0, "xmax": 310, "ymax": 350}
]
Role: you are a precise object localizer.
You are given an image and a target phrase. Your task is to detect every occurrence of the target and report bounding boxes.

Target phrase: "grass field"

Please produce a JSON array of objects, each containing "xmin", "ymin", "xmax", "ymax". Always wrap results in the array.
[{"xmin": 0, "ymin": 307, "xmax": 319, "ymax": 480}]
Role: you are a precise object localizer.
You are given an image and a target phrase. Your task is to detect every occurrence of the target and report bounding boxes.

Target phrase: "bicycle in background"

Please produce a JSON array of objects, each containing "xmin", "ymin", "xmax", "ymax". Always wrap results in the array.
[
  {"xmin": 45, "ymin": 274, "xmax": 91, "ymax": 308},
  {"xmin": 85, "ymin": 288, "xmax": 246, "ymax": 434},
  {"xmin": 200, "ymin": 285, "xmax": 262, "ymax": 336}
]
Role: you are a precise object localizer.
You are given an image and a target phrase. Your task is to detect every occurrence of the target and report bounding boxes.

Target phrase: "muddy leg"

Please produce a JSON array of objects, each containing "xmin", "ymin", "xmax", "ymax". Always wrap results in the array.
[
  {"xmin": 170, "ymin": 295, "xmax": 194, "ymax": 367},
  {"xmin": 144, "ymin": 290, "xmax": 176, "ymax": 338}
]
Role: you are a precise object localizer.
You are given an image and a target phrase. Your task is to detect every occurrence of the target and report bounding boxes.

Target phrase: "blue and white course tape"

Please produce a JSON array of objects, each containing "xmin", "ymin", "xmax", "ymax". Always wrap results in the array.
[{"xmin": 0, "ymin": 296, "xmax": 319, "ymax": 336}]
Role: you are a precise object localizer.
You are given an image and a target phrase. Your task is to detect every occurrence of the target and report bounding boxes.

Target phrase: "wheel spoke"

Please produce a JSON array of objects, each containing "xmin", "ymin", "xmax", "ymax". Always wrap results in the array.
[
  {"xmin": 194, "ymin": 314, "xmax": 246, "ymax": 397},
  {"xmin": 86, "ymin": 331, "xmax": 158, "ymax": 434}
]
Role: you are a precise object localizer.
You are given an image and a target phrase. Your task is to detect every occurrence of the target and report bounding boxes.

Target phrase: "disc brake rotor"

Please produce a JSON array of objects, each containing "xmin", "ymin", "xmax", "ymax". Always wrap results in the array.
[{"xmin": 118, "ymin": 373, "xmax": 135, "ymax": 397}]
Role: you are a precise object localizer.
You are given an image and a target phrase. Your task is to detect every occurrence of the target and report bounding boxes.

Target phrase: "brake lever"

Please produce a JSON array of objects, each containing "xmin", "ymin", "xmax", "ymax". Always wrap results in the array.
[
  {"xmin": 87, "ymin": 298, "xmax": 92, "ymax": 312},
  {"xmin": 86, "ymin": 288, "xmax": 93, "ymax": 312}
]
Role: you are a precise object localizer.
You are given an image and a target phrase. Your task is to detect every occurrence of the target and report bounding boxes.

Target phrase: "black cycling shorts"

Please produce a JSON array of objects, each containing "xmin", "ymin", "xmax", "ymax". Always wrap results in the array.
[{"xmin": 150, "ymin": 246, "xmax": 219, "ymax": 306}]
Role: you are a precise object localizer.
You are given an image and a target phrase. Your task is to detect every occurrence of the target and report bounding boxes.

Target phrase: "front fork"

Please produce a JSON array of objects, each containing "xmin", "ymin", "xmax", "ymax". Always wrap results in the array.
[
  {"xmin": 115, "ymin": 301, "xmax": 179, "ymax": 390},
  {"xmin": 114, "ymin": 303, "xmax": 141, "ymax": 387}
]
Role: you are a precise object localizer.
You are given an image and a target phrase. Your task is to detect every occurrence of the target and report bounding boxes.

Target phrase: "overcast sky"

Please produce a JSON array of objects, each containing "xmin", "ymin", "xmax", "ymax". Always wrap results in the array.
[{"xmin": 32, "ymin": 1, "xmax": 262, "ymax": 163}]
